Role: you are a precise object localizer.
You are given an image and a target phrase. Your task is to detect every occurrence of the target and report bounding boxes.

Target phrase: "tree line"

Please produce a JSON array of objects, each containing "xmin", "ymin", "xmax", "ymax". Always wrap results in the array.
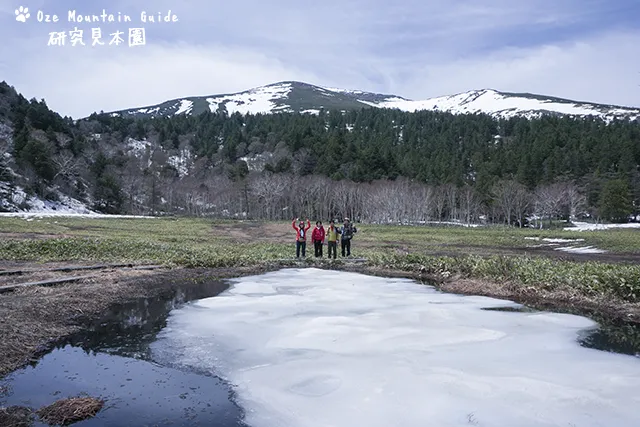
[
  {"xmin": 1, "ymin": 79, "xmax": 639, "ymax": 223},
  {"xmin": 141, "ymin": 171, "xmax": 633, "ymax": 225}
]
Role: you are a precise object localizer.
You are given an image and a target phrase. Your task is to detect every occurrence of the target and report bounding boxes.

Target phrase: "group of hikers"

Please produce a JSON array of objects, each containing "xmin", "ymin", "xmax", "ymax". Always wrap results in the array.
[{"xmin": 292, "ymin": 217, "xmax": 357, "ymax": 259}]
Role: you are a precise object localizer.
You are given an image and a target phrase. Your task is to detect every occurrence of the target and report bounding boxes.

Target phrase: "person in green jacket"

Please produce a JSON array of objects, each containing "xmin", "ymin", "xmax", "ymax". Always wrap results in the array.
[{"xmin": 326, "ymin": 220, "xmax": 339, "ymax": 259}]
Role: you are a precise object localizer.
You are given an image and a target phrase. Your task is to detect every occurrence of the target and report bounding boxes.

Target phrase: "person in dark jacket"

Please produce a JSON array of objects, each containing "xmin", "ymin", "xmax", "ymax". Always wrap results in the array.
[
  {"xmin": 340, "ymin": 217, "xmax": 357, "ymax": 257},
  {"xmin": 311, "ymin": 221, "xmax": 325, "ymax": 257},
  {"xmin": 292, "ymin": 218, "xmax": 311, "ymax": 258}
]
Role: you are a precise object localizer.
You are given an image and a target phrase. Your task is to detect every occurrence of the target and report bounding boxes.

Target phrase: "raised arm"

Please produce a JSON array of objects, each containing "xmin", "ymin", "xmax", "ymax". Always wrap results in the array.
[
  {"xmin": 292, "ymin": 218, "xmax": 299, "ymax": 230},
  {"xmin": 305, "ymin": 219, "xmax": 311, "ymax": 231}
]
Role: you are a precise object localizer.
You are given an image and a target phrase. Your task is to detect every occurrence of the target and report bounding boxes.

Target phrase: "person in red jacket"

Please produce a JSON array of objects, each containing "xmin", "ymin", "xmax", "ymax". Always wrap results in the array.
[
  {"xmin": 292, "ymin": 217, "xmax": 311, "ymax": 258},
  {"xmin": 311, "ymin": 221, "xmax": 325, "ymax": 257}
]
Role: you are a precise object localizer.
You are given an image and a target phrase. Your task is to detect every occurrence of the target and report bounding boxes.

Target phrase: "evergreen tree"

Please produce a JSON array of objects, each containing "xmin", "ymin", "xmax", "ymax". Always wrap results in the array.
[{"xmin": 599, "ymin": 179, "xmax": 633, "ymax": 222}]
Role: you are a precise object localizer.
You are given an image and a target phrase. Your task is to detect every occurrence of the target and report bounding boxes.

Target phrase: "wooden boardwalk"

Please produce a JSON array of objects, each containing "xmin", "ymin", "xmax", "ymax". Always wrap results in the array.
[{"xmin": 0, "ymin": 264, "xmax": 165, "ymax": 294}]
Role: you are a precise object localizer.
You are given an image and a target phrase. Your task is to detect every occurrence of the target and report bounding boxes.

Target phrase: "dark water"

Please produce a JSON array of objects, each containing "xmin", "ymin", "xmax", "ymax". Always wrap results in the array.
[
  {"xmin": 578, "ymin": 321, "xmax": 640, "ymax": 358},
  {"xmin": 481, "ymin": 305, "xmax": 538, "ymax": 313},
  {"xmin": 0, "ymin": 280, "xmax": 246, "ymax": 427}
]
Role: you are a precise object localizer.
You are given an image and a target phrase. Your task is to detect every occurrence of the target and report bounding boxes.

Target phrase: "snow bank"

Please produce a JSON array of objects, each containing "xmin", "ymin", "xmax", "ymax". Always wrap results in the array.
[{"xmin": 151, "ymin": 268, "xmax": 640, "ymax": 427}]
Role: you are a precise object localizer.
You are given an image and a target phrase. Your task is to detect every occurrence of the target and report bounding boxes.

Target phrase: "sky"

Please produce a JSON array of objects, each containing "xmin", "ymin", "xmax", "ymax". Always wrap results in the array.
[{"xmin": 1, "ymin": 0, "xmax": 639, "ymax": 119}]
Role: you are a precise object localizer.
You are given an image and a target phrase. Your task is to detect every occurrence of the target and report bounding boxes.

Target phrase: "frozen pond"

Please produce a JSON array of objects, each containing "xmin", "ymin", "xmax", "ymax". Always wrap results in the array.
[{"xmin": 151, "ymin": 268, "xmax": 640, "ymax": 427}]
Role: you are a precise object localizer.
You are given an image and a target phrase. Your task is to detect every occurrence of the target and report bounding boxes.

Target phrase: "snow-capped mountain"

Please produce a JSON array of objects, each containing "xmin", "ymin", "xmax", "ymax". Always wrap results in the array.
[{"xmin": 105, "ymin": 81, "xmax": 640, "ymax": 121}]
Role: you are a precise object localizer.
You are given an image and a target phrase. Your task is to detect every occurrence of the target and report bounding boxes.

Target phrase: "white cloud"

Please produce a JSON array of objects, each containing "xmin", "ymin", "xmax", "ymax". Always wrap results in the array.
[
  {"xmin": 1, "ymin": 1, "xmax": 638, "ymax": 117},
  {"xmin": 389, "ymin": 30, "xmax": 640, "ymax": 108},
  {"xmin": 5, "ymin": 41, "xmax": 322, "ymax": 118}
]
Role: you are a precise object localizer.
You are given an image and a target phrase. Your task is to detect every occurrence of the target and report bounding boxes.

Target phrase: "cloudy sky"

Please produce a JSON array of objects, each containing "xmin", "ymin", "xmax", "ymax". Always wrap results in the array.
[{"xmin": 1, "ymin": 0, "xmax": 639, "ymax": 118}]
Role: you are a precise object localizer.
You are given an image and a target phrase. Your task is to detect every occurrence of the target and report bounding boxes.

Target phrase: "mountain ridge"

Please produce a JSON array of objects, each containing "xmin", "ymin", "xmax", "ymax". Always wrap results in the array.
[{"xmin": 102, "ymin": 81, "xmax": 640, "ymax": 122}]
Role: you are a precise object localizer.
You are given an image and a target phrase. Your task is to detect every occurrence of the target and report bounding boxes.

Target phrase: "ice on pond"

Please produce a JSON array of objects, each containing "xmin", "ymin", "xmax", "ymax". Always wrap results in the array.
[{"xmin": 150, "ymin": 268, "xmax": 640, "ymax": 427}]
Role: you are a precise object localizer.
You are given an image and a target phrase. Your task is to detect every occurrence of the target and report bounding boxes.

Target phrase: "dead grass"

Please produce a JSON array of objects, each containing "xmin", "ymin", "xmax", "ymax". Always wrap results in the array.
[
  {"xmin": 437, "ymin": 276, "xmax": 640, "ymax": 322},
  {"xmin": 0, "ymin": 406, "xmax": 33, "ymax": 427},
  {"xmin": 36, "ymin": 396, "xmax": 104, "ymax": 426}
]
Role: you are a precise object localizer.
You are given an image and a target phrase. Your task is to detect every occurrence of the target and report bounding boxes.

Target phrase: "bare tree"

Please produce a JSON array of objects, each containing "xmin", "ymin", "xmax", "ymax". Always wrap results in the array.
[
  {"xmin": 534, "ymin": 183, "xmax": 567, "ymax": 225},
  {"xmin": 248, "ymin": 172, "xmax": 288, "ymax": 219},
  {"xmin": 459, "ymin": 185, "xmax": 480, "ymax": 225},
  {"xmin": 565, "ymin": 181, "xmax": 587, "ymax": 221},
  {"xmin": 492, "ymin": 180, "xmax": 530, "ymax": 226},
  {"xmin": 52, "ymin": 151, "xmax": 81, "ymax": 180},
  {"xmin": 433, "ymin": 185, "xmax": 447, "ymax": 221},
  {"xmin": 444, "ymin": 183, "xmax": 458, "ymax": 222}
]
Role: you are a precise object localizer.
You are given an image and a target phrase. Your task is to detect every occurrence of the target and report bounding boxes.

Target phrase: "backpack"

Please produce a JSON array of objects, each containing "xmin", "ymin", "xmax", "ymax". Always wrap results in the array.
[{"xmin": 342, "ymin": 224, "xmax": 352, "ymax": 240}]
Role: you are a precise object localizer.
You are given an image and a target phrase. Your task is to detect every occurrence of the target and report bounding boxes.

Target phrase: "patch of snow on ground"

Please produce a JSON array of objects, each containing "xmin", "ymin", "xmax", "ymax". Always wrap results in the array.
[
  {"xmin": 206, "ymin": 83, "xmax": 293, "ymax": 115},
  {"xmin": 21, "ymin": 193, "xmax": 93, "ymax": 215},
  {"xmin": 151, "ymin": 268, "xmax": 640, "ymax": 427},
  {"xmin": 168, "ymin": 149, "xmax": 191, "ymax": 177},
  {"xmin": 322, "ymin": 87, "xmax": 367, "ymax": 95},
  {"xmin": 135, "ymin": 107, "xmax": 160, "ymax": 115},
  {"xmin": 423, "ymin": 221, "xmax": 481, "ymax": 228},
  {"xmin": 525, "ymin": 237, "xmax": 603, "ymax": 253},
  {"xmin": 300, "ymin": 109, "xmax": 321, "ymax": 115},
  {"xmin": 174, "ymin": 100, "xmax": 193, "ymax": 115},
  {"xmin": 239, "ymin": 153, "xmax": 273, "ymax": 172},
  {"xmin": 555, "ymin": 246, "xmax": 607, "ymax": 254},
  {"xmin": 126, "ymin": 138, "xmax": 151, "ymax": 156},
  {"xmin": 0, "ymin": 183, "xmax": 96, "ymax": 215},
  {"xmin": 565, "ymin": 221, "xmax": 640, "ymax": 231}
]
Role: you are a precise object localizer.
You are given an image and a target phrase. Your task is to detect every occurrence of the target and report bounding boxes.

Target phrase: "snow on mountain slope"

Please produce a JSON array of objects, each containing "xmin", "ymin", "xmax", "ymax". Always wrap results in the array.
[
  {"xmin": 104, "ymin": 82, "xmax": 640, "ymax": 122},
  {"xmin": 360, "ymin": 89, "xmax": 640, "ymax": 121},
  {"xmin": 206, "ymin": 82, "xmax": 294, "ymax": 115},
  {"xmin": 175, "ymin": 100, "xmax": 193, "ymax": 115}
]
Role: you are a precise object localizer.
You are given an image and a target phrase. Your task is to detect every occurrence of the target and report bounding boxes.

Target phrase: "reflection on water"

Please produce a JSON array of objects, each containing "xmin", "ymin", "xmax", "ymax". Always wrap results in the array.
[
  {"xmin": 578, "ymin": 321, "xmax": 640, "ymax": 358},
  {"xmin": 0, "ymin": 279, "xmax": 246, "ymax": 427},
  {"xmin": 68, "ymin": 279, "xmax": 233, "ymax": 359}
]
